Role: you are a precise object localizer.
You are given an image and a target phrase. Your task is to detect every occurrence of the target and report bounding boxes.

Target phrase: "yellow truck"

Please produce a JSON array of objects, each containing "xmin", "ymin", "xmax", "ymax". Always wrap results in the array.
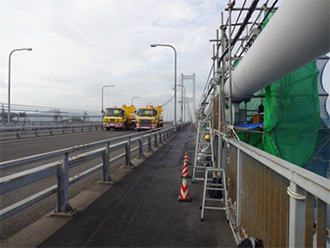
[
  {"xmin": 136, "ymin": 105, "xmax": 163, "ymax": 131},
  {"xmin": 103, "ymin": 105, "xmax": 136, "ymax": 130}
]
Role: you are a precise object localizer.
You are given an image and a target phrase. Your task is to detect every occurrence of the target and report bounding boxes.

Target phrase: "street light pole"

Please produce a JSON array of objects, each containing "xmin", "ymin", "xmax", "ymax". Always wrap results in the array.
[
  {"xmin": 150, "ymin": 44, "xmax": 177, "ymax": 129},
  {"xmin": 8, "ymin": 47, "xmax": 33, "ymax": 125},
  {"xmin": 101, "ymin": 85, "xmax": 114, "ymax": 130},
  {"xmin": 131, "ymin": 96, "xmax": 140, "ymax": 105},
  {"xmin": 177, "ymin": 84, "xmax": 186, "ymax": 123},
  {"xmin": 102, "ymin": 85, "xmax": 114, "ymax": 113}
]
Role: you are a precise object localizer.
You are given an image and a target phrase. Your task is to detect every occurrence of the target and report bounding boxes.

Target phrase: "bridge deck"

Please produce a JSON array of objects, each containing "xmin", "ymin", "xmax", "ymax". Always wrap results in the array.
[{"xmin": 4, "ymin": 124, "xmax": 236, "ymax": 247}]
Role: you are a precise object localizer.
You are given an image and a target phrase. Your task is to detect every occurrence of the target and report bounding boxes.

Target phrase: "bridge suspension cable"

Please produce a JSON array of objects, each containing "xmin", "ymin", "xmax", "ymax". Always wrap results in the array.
[{"xmin": 161, "ymin": 95, "xmax": 173, "ymax": 107}]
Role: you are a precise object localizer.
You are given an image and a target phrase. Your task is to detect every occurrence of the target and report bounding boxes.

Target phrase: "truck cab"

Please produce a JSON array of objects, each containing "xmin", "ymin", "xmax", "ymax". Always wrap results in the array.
[
  {"xmin": 136, "ymin": 106, "xmax": 163, "ymax": 131},
  {"xmin": 103, "ymin": 105, "xmax": 136, "ymax": 130}
]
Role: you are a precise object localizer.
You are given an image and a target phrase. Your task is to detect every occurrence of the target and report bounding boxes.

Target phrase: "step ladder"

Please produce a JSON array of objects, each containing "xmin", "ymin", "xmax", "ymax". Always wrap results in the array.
[
  {"xmin": 192, "ymin": 120, "xmax": 215, "ymax": 182},
  {"xmin": 201, "ymin": 168, "xmax": 228, "ymax": 221}
]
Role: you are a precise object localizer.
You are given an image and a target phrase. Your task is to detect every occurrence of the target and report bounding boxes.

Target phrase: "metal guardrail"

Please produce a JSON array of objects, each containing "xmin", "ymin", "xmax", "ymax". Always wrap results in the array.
[
  {"xmin": 0, "ymin": 123, "xmax": 103, "ymax": 139},
  {"xmin": 214, "ymin": 130, "xmax": 330, "ymax": 247},
  {"xmin": 0, "ymin": 103, "xmax": 101, "ymax": 127},
  {"xmin": 0, "ymin": 126, "xmax": 176, "ymax": 221}
]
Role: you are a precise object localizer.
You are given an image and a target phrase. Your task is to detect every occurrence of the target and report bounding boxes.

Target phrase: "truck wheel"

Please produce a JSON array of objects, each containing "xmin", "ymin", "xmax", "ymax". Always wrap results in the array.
[
  {"xmin": 138, "ymin": 129, "xmax": 141, "ymax": 132},
  {"xmin": 106, "ymin": 127, "xmax": 110, "ymax": 131}
]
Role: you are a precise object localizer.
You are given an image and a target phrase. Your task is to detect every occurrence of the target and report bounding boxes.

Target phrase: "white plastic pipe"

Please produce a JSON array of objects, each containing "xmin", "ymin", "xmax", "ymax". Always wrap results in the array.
[{"xmin": 224, "ymin": 0, "xmax": 330, "ymax": 101}]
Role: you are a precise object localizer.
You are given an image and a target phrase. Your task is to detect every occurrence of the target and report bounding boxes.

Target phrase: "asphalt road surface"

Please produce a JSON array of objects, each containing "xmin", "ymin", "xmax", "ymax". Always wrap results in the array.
[
  {"xmin": 0, "ymin": 129, "xmax": 136, "ymax": 162},
  {"xmin": 0, "ymin": 128, "xmax": 151, "ymax": 241},
  {"xmin": 2, "ymin": 124, "xmax": 236, "ymax": 247}
]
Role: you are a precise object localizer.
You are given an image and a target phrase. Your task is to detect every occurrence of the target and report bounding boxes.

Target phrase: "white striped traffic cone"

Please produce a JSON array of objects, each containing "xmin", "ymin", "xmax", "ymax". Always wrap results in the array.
[
  {"xmin": 181, "ymin": 161, "xmax": 190, "ymax": 178},
  {"xmin": 184, "ymin": 152, "xmax": 189, "ymax": 164},
  {"xmin": 178, "ymin": 177, "xmax": 192, "ymax": 202}
]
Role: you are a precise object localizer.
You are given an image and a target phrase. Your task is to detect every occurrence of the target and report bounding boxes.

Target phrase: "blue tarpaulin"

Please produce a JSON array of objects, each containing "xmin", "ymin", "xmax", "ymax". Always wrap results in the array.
[{"xmin": 235, "ymin": 123, "xmax": 263, "ymax": 130}]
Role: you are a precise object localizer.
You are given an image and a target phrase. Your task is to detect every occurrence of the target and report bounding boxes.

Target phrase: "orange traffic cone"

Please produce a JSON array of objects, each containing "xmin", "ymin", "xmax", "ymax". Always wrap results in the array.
[
  {"xmin": 181, "ymin": 161, "xmax": 190, "ymax": 178},
  {"xmin": 184, "ymin": 152, "xmax": 189, "ymax": 164},
  {"xmin": 178, "ymin": 178, "xmax": 192, "ymax": 202}
]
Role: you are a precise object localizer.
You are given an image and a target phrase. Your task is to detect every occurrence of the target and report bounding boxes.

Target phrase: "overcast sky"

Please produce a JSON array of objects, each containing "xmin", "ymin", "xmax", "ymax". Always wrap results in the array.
[
  {"xmin": 0, "ymin": 0, "xmax": 329, "ymax": 119},
  {"xmin": 0, "ymin": 0, "xmax": 227, "ymax": 117}
]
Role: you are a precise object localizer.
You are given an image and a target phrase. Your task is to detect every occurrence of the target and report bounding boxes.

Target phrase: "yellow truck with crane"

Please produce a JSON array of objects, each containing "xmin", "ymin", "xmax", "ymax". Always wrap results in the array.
[
  {"xmin": 103, "ymin": 105, "xmax": 136, "ymax": 130},
  {"xmin": 135, "ymin": 105, "xmax": 163, "ymax": 131}
]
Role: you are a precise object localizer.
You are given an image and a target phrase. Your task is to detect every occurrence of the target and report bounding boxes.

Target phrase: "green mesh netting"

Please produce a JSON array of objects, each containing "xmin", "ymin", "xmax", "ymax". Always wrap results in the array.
[
  {"xmin": 262, "ymin": 62, "xmax": 320, "ymax": 166},
  {"xmin": 237, "ymin": 10, "xmax": 321, "ymax": 167},
  {"xmin": 238, "ymin": 131, "xmax": 264, "ymax": 150}
]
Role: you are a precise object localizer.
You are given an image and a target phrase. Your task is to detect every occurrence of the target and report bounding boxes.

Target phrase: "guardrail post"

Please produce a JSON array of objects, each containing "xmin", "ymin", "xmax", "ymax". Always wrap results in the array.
[
  {"xmin": 138, "ymin": 133, "xmax": 146, "ymax": 158},
  {"xmin": 147, "ymin": 133, "xmax": 153, "ymax": 152},
  {"xmin": 316, "ymin": 199, "xmax": 327, "ymax": 247},
  {"xmin": 16, "ymin": 128, "xmax": 20, "ymax": 138},
  {"xmin": 288, "ymin": 182, "xmax": 305, "ymax": 247},
  {"xmin": 125, "ymin": 136, "xmax": 134, "ymax": 167},
  {"xmin": 154, "ymin": 132, "xmax": 159, "ymax": 148},
  {"xmin": 159, "ymin": 130, "xmax": 163, "ymax": 144},
  {"xmin": 101, "ymin": 141, "xmax": 116, "ymax": 184},
  {"xmin": 54, "ymin": 152, "xmax": 77, "ymax": 216}
]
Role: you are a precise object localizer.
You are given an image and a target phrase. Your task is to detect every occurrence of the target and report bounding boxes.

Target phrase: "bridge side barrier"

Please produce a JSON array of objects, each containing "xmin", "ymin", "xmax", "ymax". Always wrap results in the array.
[
  {"xmin": 147, "ymin": 134, "xmax": 152, "ymax": 152},
  {"xmin": 0, "ymin": 126, "xmax": 176, "ymax": 221},
  {"xmin": 0, "ymin": 128, "xmax": 163, "ymax": 169},
  {"xmin": 102, "ymin": 141, "xmax": 112, "ymax": 183},
  {"xmin": 0, "ymin": 123, "xmax": 102, "ymax": 139},
  {"xmin": 215, "ymin": 130, "xmax": 330, "ymax": 247},
  {"xmin": 1, "ymin": 122, "xmax": 177, "ymax": 140},
  {"xmin": 154, "ymin": 132, "xmax": 159, "ymax": 148},
  {"xmin": 138, "ymin": 134, "xmax": 146, "ymax": 159}
]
